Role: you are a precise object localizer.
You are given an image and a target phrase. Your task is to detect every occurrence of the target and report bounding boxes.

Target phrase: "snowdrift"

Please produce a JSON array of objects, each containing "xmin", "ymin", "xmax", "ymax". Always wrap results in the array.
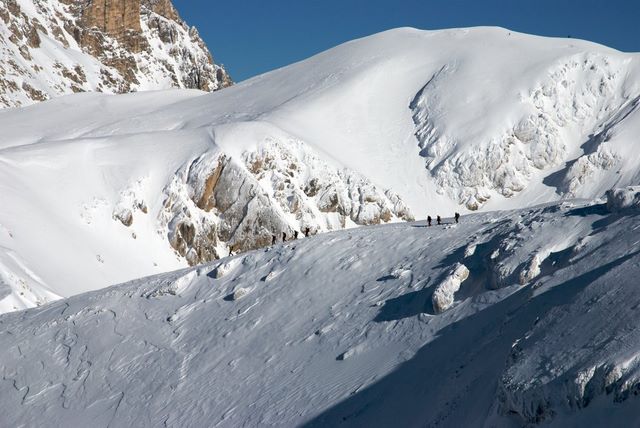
[{"xmin": 1, "ymin": 200, "xmax": 640, "ymax": 426}]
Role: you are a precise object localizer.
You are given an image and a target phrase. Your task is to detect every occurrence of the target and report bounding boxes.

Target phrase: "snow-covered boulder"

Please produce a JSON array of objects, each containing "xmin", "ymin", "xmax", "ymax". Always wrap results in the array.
[
  {"xmin": 606, "ymin": 186, "xmax": 640, "ymax": 212},
  {"xmin": 230, "ymin": 287, "xmax": 250, "ymax": 301},
  {"xmin": 432, "ymin": 263, "xmax": 469, "ymax": 313}
]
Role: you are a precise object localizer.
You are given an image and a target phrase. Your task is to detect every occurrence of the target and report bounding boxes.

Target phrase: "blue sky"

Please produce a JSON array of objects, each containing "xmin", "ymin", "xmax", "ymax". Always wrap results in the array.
[{"xmin": 177, "ymin": 0, "xmax": 639, "ymax": 82}]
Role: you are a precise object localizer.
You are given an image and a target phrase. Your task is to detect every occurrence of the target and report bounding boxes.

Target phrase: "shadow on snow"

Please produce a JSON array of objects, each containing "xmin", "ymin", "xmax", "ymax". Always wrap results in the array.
[{"xmin": 304, "ymin": 250, "xmax": 640, "ymax": 427}]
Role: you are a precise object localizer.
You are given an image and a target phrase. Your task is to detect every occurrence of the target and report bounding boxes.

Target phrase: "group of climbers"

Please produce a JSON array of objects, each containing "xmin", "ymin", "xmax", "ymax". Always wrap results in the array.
[
  {"xmin": 271, "ymin": 211, "xmax": 460, "ymax": 247},
  {"xmin": 426, "ymin": 212, "xmax": 460, "ymax": 227},
  {"xmin": 271, "ymin": 226, "xmax": 313, "ymax": 245}
]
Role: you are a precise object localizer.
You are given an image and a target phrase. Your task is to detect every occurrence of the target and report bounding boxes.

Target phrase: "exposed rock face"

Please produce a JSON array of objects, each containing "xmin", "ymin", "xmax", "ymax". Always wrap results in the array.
[
  {"xmin": 0, "ymin": 0, "xmax": 231, "ymax": 108},
  {"xmin": 81, "ymin": 0, "xmax": 143, "ymax": 36},
  {"xmin": 158, "ymin": 139, "xmax": 414, "ymax": 266},
  {"xmin": 144, "ymin": 0, "xmax": 179, "ymax": 22},
  {"xmin": 411, "ymin": 53, "xmax": 628, "ymax": 210},
  {"xmin": 606, "ymin": 186, "xmax": 640, "ymax": 212}
]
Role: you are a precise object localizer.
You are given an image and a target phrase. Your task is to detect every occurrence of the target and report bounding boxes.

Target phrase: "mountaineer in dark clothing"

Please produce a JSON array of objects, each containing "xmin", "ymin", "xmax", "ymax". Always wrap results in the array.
[
  {"xmin": 282, "ymin": 232, "xmax": 287, "ymax": 242},
  {"xmin": 304, "ymin": 227, "xmax": 310, "ymax": 237},
  {"xmin": 427, "ymin": 216, "xmax": 432, "ymax": 227},
  {"xmin": 272, "ymin": 234, "xmax": 276, "ymax": 245},
  {"xmin": 454, "ymin": 212, "xmax": 460, "ymax": 223},
  {"xmin": 294, "ymin": 230, "xmax": 299, "ymax": 239},
  {"xmin": 437, "ymin": 215, "xmax": 442, "ymax": 225}
]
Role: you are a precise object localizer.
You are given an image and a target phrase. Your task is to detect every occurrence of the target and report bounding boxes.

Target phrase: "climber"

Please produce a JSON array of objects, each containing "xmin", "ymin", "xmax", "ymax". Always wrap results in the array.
[
  {"xmin": 294, "ymin": 230, "xmax": 299, "ymax": 239},
  {"xmin": 454, "ymin": 212, "xmax": 460, "ymax": 223},
  {"xmin": 304, "ymin": 227, "xmax": 311, "ymax": 237},
  {"xmin": 272, "ymin": 234, "xmax": 276, "ymax": 245},
  {"xmin": 437, "ymin": 215, "xmax": 442, "ymax": 225},
  {"xmin": 427, "ymin": 215, "xmax": 432, "ymax": 227},
  {"xmin": 282, "ymin": 231, "xmax": 287, "ymax": 242}
]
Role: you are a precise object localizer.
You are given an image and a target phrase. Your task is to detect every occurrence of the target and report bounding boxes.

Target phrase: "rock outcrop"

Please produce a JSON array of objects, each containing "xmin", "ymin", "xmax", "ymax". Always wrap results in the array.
[
  {"xmin": 158, "ymin": 138, "xmax": 414, "ymax": 266},
  {"xmin": 606, "ymin": 186, "xmax": 640, "ymax": 212},
  {"xmin": 411, "ymin": 53, "xmax": 629, "ymax": 210},
  {"xmin": 0, "ymin": 0, "xmax": 231, "ymax": 108}
]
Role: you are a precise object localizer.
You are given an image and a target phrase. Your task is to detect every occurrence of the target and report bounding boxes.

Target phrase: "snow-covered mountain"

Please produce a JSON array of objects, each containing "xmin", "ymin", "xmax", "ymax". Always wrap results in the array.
[
  {"xmin": 3, "ymin": 25, "xmax": 640, "ymax": 426},
  {"xmin": 0, "ymin": 0, "xmax": 231, "ymax": 108},
  {"xmin": 1, "ymin": 27, "xmax": 640, "ymax": 315},
  {"xmin": 1, "ymin": 192, "xmax": 640, "ymax": 426}
]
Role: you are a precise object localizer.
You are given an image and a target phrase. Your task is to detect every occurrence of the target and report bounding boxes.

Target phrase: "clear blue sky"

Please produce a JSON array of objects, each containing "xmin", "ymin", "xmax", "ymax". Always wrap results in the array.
[{"xmin": 176, "ymin": 0, "xmax": 639, "ymax": 82}]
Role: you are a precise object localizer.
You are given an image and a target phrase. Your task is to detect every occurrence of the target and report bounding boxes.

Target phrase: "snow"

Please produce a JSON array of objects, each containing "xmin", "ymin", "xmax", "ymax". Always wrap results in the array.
[
  {"xmin": 1, "ymin": 199, "xmax": 640, "ymax": 426},
  {"xmin": 431, "ymin": 262, "xmax": 469, "ymax": 313},
  {"xmin": 2, "ymin": 26, "xmax": 640, "ymax": 313},
  {"xmin": 50, "ymin": 26, "xmax": 640, "ymax": 213},
  {"xmin": 2, "ymin": 25, "xmax": 640, "ymax": 425}
]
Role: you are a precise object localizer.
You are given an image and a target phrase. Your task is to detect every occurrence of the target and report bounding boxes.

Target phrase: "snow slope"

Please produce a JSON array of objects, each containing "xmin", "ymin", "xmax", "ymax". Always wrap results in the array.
[
  {"xmin": 1, "ymin": 196, "xmax": 640, "ymax": 426},
  {"xmin": 0, "ymin": 90, "xmax": 412, "ymax": 312},
  {"xmin": 82, "ymin": 26, "xmax": 640, "ymax": 212},
  {"xmin": 2, "ymin": 27, "xmax": 640, "ymax": 312}
]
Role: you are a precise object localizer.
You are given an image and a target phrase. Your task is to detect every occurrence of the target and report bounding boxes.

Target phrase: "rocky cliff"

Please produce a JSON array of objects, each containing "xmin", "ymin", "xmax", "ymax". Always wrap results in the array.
[
  {"xmin": 158, "ymin": 137, "xmax": 414, "ymax": 266},
  {"xmin": 0, "ymin": 0, "xmax": 231, "ymax": 108}
]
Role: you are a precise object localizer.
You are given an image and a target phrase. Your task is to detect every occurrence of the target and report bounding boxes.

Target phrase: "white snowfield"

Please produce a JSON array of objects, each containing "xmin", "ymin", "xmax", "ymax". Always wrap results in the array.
[
  {"xmin": 2, "ymin": 27, "xmax": 640, "ymax": 313},
  {"xmin": 1, "ymin": 198, "xmax": 640, "ymax": 427}
]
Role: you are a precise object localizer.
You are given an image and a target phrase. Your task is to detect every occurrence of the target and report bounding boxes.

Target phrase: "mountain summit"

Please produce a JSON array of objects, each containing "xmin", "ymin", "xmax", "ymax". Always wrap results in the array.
[{"xmin": 0, "ymin": 0, "xmax": 232, "ymax": 108}]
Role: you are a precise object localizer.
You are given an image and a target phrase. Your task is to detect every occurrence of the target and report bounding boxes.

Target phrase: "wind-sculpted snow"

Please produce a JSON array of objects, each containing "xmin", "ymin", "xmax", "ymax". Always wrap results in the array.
[
  {"xmin": 1, "ymin": 200, "xmax": 640, "ymax": 426},
  {"xmin": 3, "ymin": 24, "xmax": 640, "ymax": 427},
  {"xmin": 431, "ymin": 263, "xmax": 469, "ymax": 313}
]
